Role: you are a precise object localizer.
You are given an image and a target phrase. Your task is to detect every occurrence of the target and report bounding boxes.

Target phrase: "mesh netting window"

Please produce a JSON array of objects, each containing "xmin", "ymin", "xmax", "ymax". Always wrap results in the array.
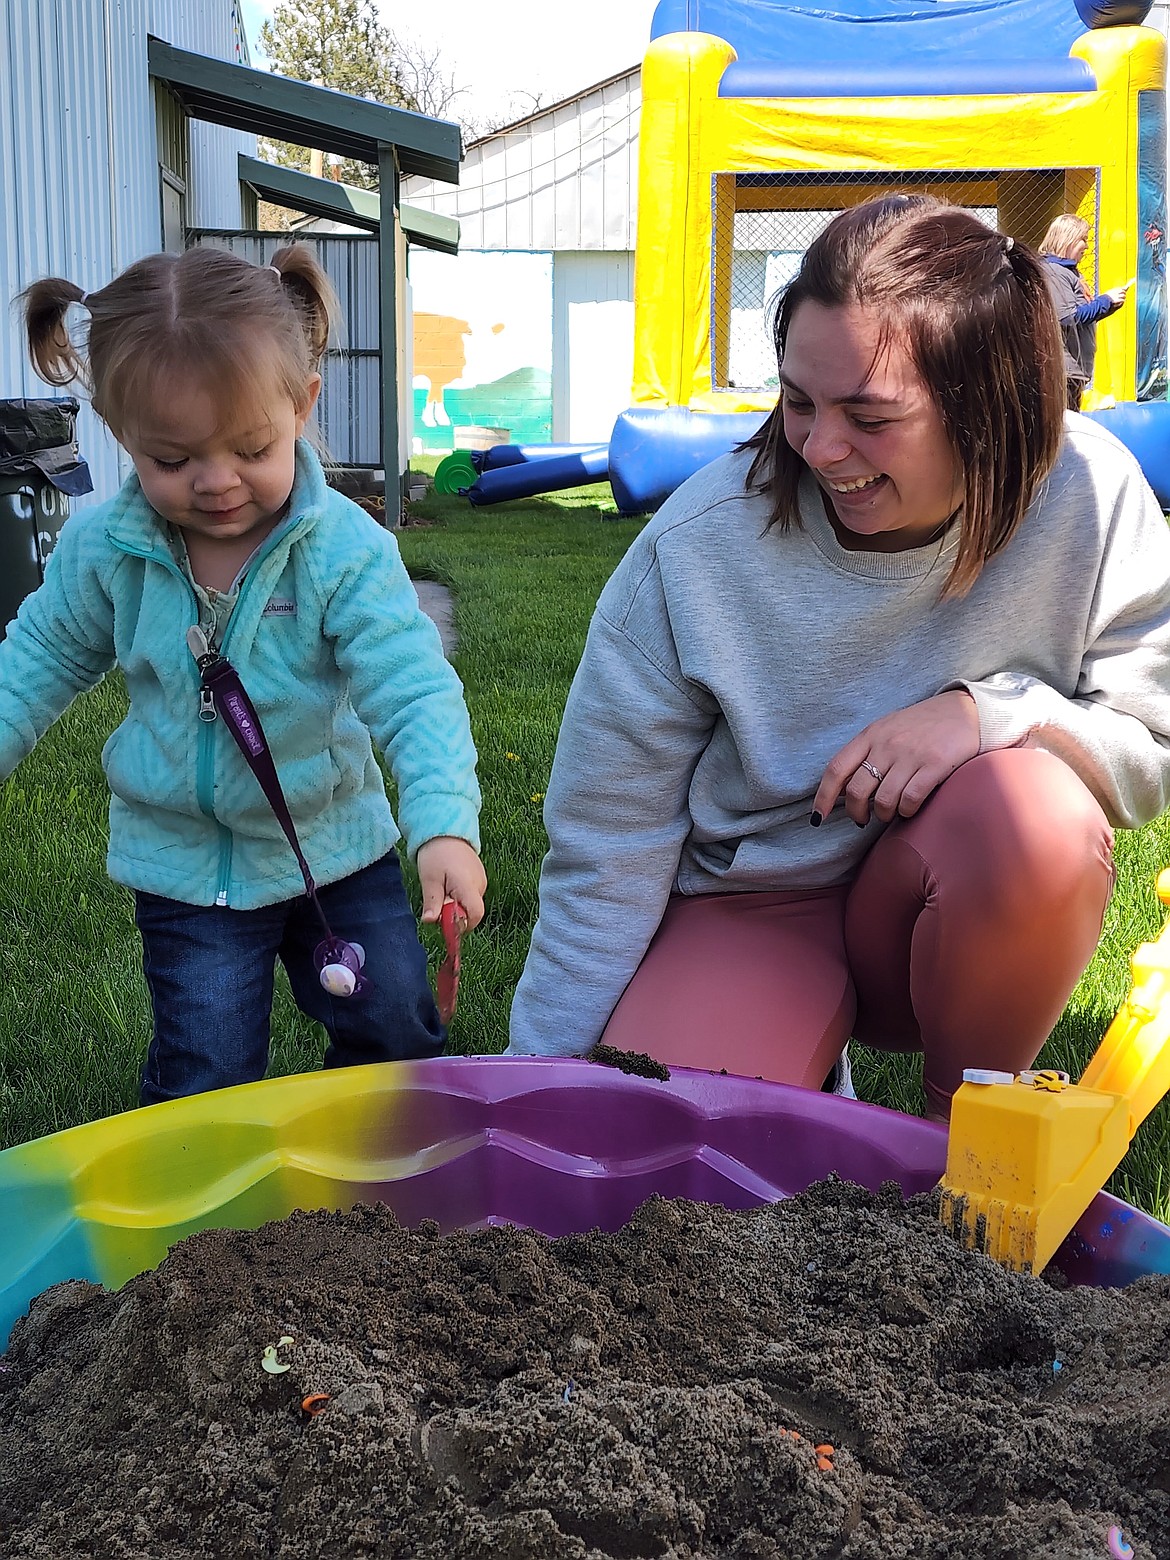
[
  {"xmin": 713, "ymin": 169, "xmax": 1090, "ymax": 393},
  {"xmin": 726, "ymin": 207, "xmax": 840, "ymax": 390}
]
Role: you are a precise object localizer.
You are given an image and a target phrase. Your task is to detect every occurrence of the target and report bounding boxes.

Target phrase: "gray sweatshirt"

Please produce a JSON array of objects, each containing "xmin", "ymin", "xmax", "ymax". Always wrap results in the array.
[{"xmin": 508, "ymin": 416, "xmax": 1170, "ymax": 1057}]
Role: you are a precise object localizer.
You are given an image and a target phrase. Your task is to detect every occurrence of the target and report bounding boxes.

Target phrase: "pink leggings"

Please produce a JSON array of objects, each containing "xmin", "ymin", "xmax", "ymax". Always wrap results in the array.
[{"xmin": 601, "ymin": 749, "xmax": 1114, "ymax": 1118}]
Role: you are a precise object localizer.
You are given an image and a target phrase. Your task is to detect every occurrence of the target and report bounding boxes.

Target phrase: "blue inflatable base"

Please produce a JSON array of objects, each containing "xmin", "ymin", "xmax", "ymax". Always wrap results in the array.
[
  {"xmin": 609, "ymin": 406, "xmax": 769, "ymax": 514},
  {"xmin": 453, "ymin": 402, "xmax": 1170, "ymax": 519},
  {"xmin": 465, "ymin": 445, "xmax": 610, "ymax": 506},
  {"xmin": 1083, "ymin": 402, "xmax": 1170, "ymax": 510},
  {"xmin": 606, "ymin": 402, "xmax": 1170, "ymax": 517},
  {"xmin": 470, "ymin": 442, "xmax": 608, "ymax": 474}
]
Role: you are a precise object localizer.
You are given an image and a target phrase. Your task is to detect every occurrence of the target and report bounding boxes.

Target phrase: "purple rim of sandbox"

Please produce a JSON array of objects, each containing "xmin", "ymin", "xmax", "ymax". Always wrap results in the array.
[{"xmin": 408, "ymin": 1058, "xmax": 1170, "ymax": 1289}]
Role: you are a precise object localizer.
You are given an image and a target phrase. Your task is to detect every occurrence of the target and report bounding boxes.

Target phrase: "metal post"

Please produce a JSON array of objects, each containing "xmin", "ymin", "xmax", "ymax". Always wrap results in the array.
[{"xmin": 378, "ymin": 144, "xmax": 400, "ymax": 516}]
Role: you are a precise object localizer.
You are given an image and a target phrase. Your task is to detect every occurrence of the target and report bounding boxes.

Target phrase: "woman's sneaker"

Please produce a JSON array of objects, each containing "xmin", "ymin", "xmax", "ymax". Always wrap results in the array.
[{"xmin": 822, "ymin": 1044, "xmax": 857, "ymax": 1100}]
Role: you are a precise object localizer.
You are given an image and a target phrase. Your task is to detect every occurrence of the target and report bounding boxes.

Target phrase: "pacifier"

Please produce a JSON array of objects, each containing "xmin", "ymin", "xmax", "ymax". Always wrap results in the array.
[{"xmin": 315, "ymin": 937, "xmax": 367, "ymax": 998}]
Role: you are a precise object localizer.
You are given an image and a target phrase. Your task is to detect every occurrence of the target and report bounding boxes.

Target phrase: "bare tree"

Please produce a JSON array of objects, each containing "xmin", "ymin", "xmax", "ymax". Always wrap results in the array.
[
  {"xmin": 390, "ymin": 26, "xmax": 546, "ymax": 142},
  {"xmin": 391, "ymin": 31, "xmax": 466, "ymax": 122},
  {"xmin": 459, "ymin": 92, "xmax": 548, "ymax": 145}
]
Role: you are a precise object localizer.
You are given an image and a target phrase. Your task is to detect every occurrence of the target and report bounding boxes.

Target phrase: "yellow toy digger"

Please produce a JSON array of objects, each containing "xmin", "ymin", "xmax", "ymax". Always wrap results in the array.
[{"xmin": 939, "ymin": 869, "xmax": 1170, "ymax": 1275}]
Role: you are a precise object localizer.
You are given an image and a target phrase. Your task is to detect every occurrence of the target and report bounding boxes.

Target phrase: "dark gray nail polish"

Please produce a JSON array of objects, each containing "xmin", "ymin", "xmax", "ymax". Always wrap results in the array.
[{"xmin": 809, "ymin": 811, "xmax": 822, "ymax": 827}]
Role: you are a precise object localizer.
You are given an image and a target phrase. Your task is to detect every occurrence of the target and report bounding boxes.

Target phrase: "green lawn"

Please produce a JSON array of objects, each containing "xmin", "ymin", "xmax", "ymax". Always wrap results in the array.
[{"xmin": 1, "ymin": 473, "xmax": 1168, "ymax": 1222}]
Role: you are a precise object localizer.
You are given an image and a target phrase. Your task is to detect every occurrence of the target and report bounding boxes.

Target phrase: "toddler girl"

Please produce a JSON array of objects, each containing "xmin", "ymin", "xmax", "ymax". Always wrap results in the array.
[{"xmin": 14, "ymin": 243, "xmax": 485, "ymax": 1105}]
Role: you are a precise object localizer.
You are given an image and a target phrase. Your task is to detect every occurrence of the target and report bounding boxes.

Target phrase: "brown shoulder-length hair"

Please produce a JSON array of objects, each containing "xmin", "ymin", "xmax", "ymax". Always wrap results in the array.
[
  {"xmin": 743, "ymin": 193, "xmax": 1067, "ymax": 599},
  {"xmin": 20, "ymin": 243, "xmax": 339, "ymax": 444}
]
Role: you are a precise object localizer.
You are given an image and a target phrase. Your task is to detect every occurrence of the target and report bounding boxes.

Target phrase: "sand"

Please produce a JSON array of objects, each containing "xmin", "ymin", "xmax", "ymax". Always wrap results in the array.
[{"xmin": 0, "ymin": 1178, "xmax": 1165, "ymax": 1558}]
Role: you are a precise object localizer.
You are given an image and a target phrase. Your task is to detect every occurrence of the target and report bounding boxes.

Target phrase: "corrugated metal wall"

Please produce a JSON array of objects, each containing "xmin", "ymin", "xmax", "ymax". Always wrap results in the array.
[
  {"xmin": 190, "ymin": 231, "xmax": 381, "ymax": 467},
  {"xmin": 151, "ymin": 0, "xmax": 253, "ymax": 231},
  {"xmin": 402, "ymin": 70, "xmax": 640, "ymax": 252},
  {"xmin": 1, "ymin": 0, "xmax": 253, "ymax": 506}
]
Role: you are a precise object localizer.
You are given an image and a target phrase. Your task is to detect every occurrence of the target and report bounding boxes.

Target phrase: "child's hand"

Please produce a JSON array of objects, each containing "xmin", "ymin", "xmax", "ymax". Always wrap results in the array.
[{"xmin": 416, "ymin": 836, "xmax": 487, "ymax": 929}]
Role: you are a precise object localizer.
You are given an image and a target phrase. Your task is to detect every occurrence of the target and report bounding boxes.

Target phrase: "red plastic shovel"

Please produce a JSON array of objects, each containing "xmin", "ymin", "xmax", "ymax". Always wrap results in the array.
[{"xmin": 436, "ymin": 899, "xmax": 468, "ymax": 1024}]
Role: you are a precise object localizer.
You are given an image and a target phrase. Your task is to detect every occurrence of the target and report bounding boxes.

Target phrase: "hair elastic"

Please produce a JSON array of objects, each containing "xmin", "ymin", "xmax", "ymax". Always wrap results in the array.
[
  {"xmin": 268, "ymin": 264, "xmax": 282, "ymax": 279},
  {"xmin": 1004, "ymin": 236, "xmax": 1015, "ymax": 252}
]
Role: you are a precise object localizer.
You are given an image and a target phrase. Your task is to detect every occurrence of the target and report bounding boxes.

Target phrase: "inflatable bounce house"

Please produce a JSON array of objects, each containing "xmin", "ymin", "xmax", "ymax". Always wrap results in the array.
[{"xmin": 452, "ymin": 0, "xmax": 1170, "ymax": 512}]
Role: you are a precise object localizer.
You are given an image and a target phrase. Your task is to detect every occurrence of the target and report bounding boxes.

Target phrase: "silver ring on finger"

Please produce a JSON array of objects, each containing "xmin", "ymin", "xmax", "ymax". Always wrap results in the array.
[{"xmin": 860, "ymin": 759, "xmax": 884, "ymax": 784}]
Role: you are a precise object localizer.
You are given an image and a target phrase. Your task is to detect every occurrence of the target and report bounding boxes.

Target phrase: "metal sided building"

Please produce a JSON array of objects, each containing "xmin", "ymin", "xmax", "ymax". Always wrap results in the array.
[
  {"xmin": 3, "ymin": 0, "xmax": 461, "ymax": 507},
  {"xmin": 1, "ymin": 0, "xmax": 255, "ymax": 505},
  {"xmin": 400, "ymin": 68, "xmax": 641, "ymax": 453}
]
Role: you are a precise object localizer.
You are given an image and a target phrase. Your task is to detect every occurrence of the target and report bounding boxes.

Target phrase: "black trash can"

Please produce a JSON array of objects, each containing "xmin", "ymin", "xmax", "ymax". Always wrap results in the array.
[{"xmin": 0, "ymin": 398, "xmax": 93, "ymax": 637}]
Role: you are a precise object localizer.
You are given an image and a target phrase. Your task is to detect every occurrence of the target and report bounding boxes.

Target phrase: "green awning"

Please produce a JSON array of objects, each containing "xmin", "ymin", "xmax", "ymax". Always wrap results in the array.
[
  {"xmin": 149, "ymin": 36, "xmax": 461, "ymax": 183},
  {"xmin": 399, "ymin": 203, "xmax": 461, "ymax": 257},
  {"xmin": 237, "ymin": 155, "xmax": 460, "ymax": 255}
]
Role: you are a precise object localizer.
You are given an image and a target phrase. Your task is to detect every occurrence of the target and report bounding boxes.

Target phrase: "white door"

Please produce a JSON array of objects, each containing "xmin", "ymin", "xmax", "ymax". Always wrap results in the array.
[{"xmin": 553, "ymin": 252, "xmax": 635, "ymax": 444}]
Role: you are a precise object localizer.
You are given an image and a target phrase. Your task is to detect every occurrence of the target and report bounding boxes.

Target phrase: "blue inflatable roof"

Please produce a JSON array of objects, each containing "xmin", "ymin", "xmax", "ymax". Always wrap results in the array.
[{"xmin": 648, "ymin": 0, "xmax": 1136, "ymax": 96}]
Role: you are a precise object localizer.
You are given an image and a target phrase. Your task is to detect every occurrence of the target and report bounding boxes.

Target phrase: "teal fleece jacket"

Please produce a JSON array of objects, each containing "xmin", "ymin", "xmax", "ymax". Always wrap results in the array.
[{"xmin": 0, "ymin": 442, "xmax": 481, "ymax": 909}]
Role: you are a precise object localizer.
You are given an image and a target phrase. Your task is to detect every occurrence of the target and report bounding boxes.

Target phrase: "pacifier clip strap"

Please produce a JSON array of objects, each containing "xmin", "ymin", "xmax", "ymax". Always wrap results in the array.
[
  {"xmin": 185, "ymin": 628, "xmax": 369, "ymax": 998},
  {"xmin": 191, "ymin": 642, "xmax": 328, "ymax": 936}
]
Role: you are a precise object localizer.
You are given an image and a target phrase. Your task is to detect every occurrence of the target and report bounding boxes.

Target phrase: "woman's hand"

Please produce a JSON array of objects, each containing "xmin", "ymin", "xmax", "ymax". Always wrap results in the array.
[
  {"xmin": 1106, "ymin": 281, "xmax": 1133, "ymax": 308},
  {"xmin": 812, "ymin": 690, "xmax": 981, "ymax": 827},
  {"xmin": 416, "ymin": 836, "xmax": 487, "ymax": 928}
]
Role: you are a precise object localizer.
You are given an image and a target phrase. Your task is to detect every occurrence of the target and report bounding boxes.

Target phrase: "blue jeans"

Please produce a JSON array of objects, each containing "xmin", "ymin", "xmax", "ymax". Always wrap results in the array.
[{"xmin": 134, "ymin": 852, "xmax": 444, "ymax": 1105}]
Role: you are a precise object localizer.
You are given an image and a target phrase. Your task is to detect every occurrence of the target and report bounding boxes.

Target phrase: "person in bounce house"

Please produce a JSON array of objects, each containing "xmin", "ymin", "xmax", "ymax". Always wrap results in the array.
[{"xmin": 1039, "ymin": 212, "xmax": 1132, "ymax": 410}]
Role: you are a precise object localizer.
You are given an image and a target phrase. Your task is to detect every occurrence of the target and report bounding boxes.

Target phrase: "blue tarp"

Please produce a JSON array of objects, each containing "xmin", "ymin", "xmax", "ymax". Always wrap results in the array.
[{"xmin": 650, "ymin": 0, "xmax": 1105, "ymax": 94}]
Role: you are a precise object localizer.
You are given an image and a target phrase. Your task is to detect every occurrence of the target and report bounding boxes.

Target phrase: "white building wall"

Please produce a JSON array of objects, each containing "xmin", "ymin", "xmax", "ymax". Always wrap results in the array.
[
  {"xmin": 402, "ymin": 71, "xmax": 642, "ymax": 449},
  {"xmin": 552, "ymin": 253, "xmax": 634, "ymax": 442},
  {"xmin": 1, "ymin": 0, "xmax": 254, "ymax": 505},
  {"xmin": 402, "ymin": 70, "xmax": 640, "ymax": 252}
]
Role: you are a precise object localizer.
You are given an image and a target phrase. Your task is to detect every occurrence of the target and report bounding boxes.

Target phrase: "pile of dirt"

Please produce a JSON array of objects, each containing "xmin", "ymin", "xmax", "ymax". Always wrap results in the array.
[
  {"xmin": 588, "ymin": 1041, "xmax": 672, "ymax": 1081},
  {"xmin": 0, "ymin": 1178, "xmax": 1167, "ymax": 1559}
]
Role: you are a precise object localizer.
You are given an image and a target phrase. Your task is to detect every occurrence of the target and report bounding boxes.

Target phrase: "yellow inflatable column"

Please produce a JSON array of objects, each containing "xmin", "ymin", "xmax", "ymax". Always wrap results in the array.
[{"xmin": 632, "ymin": 33, "xmax": 736, "ymax": 408}]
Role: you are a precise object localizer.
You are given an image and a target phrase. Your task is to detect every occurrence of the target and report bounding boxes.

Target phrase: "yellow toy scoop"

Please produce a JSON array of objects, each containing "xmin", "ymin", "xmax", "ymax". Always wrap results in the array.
[{"xmin": 938, "ymin": 869, "xmax": 1170, "ymax": 1275}]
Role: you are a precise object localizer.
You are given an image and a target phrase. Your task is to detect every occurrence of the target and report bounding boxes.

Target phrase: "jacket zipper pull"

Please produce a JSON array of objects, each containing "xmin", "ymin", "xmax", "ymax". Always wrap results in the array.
[{"xmin": 187, "ymin": 625, "xmax": 220, "ymax": 723}]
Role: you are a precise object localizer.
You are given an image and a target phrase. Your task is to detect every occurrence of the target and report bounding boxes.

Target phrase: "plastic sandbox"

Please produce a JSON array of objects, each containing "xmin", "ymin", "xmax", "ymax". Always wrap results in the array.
[{"xmin": 2, "ymin": 1055, "xmax": 1167, "ymax": 1350}]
